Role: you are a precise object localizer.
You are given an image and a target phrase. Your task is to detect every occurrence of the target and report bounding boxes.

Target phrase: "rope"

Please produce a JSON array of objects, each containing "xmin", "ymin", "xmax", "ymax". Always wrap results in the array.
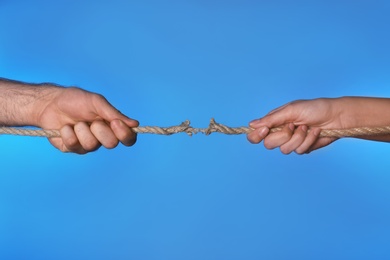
[{"xmin": 1, "ymin": 118, "xmax": 390, "ymax": 138}]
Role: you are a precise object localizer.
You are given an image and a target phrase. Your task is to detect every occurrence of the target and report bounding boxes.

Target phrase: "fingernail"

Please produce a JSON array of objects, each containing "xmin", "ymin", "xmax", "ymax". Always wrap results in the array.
[
  {"xmin": 258, "ymin": 126, "xmax": 269, "ymax": 137},
  {"xmin": 301, "ymin": 125, "xmax": 308, "ymax": 132},
  {"xmin": 249, "ymin": 119, "xmax": 261, "ymax": 127},
  {"xmin": 313, "ymin": 128, "xmax": 321, "ymax": 136},
  {"xmin": 289, "ymin": 123, "xmax": 295, "ymax": 131}
]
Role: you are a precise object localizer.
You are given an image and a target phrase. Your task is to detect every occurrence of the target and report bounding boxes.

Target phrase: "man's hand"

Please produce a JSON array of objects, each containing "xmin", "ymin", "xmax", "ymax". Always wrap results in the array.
[{"xmin": 35, "ymin": 86, "xmax": 138, "ymax": 154}]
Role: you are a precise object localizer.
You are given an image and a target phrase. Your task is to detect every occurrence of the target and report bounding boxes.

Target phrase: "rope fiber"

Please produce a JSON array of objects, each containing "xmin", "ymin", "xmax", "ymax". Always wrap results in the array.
[{"xmin": 2, "ymin": 118, "xmax": 390, "ymax": 138}]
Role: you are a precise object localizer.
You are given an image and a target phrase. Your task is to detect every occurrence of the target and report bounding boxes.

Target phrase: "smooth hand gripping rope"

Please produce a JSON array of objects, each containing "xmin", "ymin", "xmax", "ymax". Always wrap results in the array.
[{"xmin": 1, "ymin": 118, "xmax": 390, "ymax": 138}]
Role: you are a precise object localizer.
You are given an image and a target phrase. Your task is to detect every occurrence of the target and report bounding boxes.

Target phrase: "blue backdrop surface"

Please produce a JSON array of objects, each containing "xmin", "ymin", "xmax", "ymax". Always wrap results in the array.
[{"xmin": 1, "ymin": 1, "xmax": 390, "ymax": 259}]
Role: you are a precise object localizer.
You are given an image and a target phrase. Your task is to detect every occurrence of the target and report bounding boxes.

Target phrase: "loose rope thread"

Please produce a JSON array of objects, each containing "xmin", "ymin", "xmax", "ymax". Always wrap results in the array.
[{"xmin": 1, "ymin": 118, "xmax": 390, "ymax": 138}]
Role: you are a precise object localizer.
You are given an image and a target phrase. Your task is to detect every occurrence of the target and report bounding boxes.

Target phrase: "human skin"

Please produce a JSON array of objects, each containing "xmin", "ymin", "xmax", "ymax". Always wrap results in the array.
[
  {"xmin": 0, "ymin": 78, "xmax": 138, "ymax": 154},
  {"xmin": 247, "ymin": 97, "xmax": 390, "ymax": 154}
]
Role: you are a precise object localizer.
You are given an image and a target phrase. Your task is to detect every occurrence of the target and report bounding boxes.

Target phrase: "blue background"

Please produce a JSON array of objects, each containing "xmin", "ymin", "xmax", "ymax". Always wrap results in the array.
[{"xmin": 1, "ymin": 1, "xmax": 390, "ymax": 259}]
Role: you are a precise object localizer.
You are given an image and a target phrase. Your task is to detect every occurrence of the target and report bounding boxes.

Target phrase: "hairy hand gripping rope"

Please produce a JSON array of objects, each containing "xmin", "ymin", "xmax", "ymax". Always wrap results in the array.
[{"xmin": 1, "ymin": 118, "xmax": 390, "ymax": 138}]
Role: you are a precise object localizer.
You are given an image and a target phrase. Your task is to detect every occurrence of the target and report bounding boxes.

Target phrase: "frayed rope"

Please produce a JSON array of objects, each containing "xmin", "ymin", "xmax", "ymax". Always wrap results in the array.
[{"xmin": 1, "ymin": 118, "xmax": 390, "ymax": 138}]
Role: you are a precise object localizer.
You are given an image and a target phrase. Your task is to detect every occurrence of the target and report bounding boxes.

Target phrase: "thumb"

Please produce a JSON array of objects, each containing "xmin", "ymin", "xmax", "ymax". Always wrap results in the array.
[
  {"xmin": 94, "ymin": 95, "xmax": 139, "ymax": 127},
  {"xmin": 249, "ymin": 104, "xmax": 295, "ymax": 129}
]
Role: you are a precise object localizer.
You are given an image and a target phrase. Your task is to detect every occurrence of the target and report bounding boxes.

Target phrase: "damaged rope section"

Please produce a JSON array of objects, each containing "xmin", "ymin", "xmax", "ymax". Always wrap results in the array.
[{"xmin": 1, "ymin": 118, "xmax": 390, "ymax": 138}]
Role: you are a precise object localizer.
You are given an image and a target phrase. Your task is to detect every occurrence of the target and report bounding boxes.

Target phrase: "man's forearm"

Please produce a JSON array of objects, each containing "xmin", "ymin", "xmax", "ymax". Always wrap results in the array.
[{"xmin": 0, "ymin": 78, "xmax": 59, "ymax": 127}]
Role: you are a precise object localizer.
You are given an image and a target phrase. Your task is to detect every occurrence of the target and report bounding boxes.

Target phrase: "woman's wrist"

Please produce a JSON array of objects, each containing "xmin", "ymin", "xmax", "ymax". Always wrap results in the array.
[{"xmin": 335, "ymin": 96, "xmax": 390, "ymax": 128}]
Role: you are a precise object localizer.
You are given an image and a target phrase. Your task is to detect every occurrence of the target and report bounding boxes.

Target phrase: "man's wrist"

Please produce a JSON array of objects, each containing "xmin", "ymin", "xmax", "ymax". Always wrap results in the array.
[
  {"xmin": 29, "ymin": 84, "xmax": 63, "ymax": 127},
  {"xmin": 0, "ymin": 79, "xmax": 62, "ymax": 127}
]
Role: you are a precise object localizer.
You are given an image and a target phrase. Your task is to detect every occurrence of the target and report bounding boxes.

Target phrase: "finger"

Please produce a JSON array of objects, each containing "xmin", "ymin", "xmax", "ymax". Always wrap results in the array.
[
  {"xmin": 92, "ymin": 94, "xmax": 139, "ymax": 128},
  {"xmin": 306, "ymin": 136, "xmax": 338, "ymax": 154},
  {"xmin": 266, "ymin": 102, "xmax": 291, "ymax": 116},
  {"xmin": 249, "ymin": 104, "xmax": 294, "ymax": 129},
  {"xmin": 90, "ymin": 120, "xmax": 119, "ymax": 149},
  {"xmin": 74, "ymin": 122, "xmax": 101, "ymax": 152},
  {"xmin": 48, "ymin": 136, "xmax": 64, "ymax": 152},
  {"xmin": 247, "ymin": 126, "xmax": 270, "ymax": 144},
  {"xmin": 263, "ymin": 123, "xmax": 294, "ymax": 150},
  {"xmin": 295, "ymin": 127, "xmax": 321, "ymax": 154},
  {"xmin": 60, "ymin": 125, "xmax": 87, "ymax": 154},
  {"xmin": 249, "ymin": 104, "xmax": 289, "ymax": 125},
  {"xmin": 110, "ymin": 119, "xmax": 137, "ymax": 147},
  {"xmin": 280, "ymin": 125, "xmax": 308, "ymax": 154}
]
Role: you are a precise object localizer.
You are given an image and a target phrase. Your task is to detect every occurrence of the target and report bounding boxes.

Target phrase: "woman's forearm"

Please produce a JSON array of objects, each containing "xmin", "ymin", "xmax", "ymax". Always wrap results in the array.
[
  {"xmin": 338, "ymin": 96, "xmax": 390, "ymax": 127},
  {"xmin": 337, "ymin": 96, "xmax": 390, "ymax": 142}
]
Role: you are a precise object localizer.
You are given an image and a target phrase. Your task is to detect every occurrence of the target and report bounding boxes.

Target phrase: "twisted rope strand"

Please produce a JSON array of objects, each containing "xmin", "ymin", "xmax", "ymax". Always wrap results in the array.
[{"xmin": 1, "ymin": 118, "xmax": 390, "ymax": 138}]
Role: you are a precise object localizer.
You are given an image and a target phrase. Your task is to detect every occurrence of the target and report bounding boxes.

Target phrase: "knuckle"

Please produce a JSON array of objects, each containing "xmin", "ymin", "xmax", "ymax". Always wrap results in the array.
[
  {"xmin": 93, "ymin": 93, "xmax": 108, "ymax": 104},
  {"xmin": 110, "ymin": 119, "xmax": 120, "ymax": 129},
  {"xmin": 90, "ymin": 120, "xmax": 105, "ymax": 131},
  {"xmin": 74, "ymin": 126, "xmax": 87, "ymax": 136},
  {"xmin": 281, "ymin": 131, "xmax": 292, "ymax": 139},
  {"xmin": 299, "ymin": 132, "xmax": 307, "ymax": 139},
  {"xmin": 284, "ymin": 103, "xmax": 295, "ymax": 114}
]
